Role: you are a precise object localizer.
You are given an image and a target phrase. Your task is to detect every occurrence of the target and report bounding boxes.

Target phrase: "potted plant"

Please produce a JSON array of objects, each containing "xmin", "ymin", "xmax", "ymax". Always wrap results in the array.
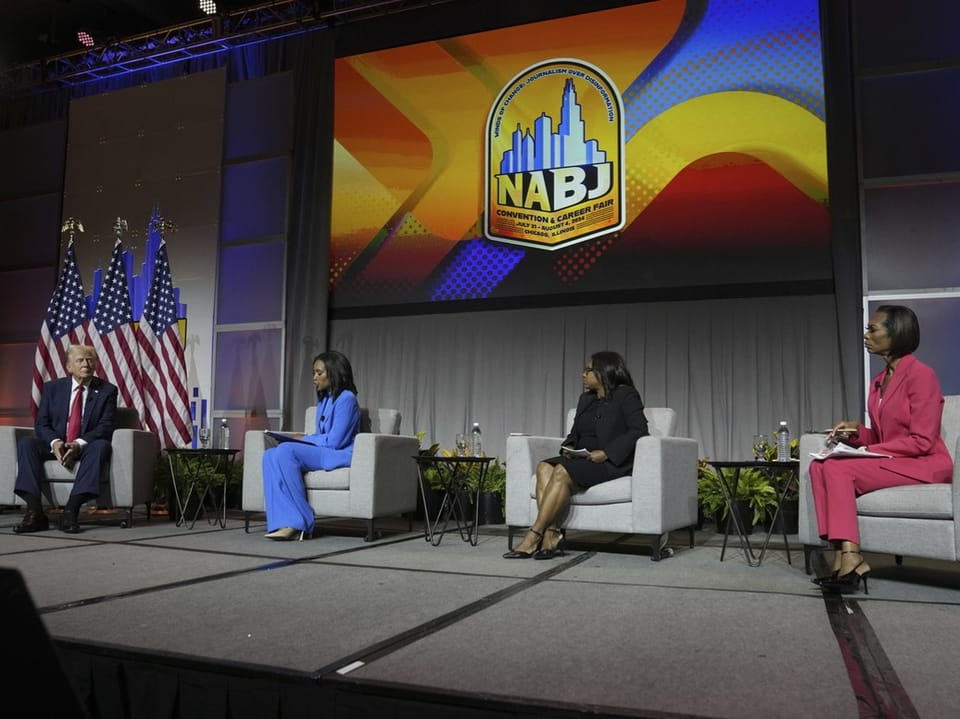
[
  {"xmin": 153, "ymin": 453, "xmax": 241, "ymax": 522},
  {"xmin": 698, "ymin": 460, "xmax": 779, "ymax": 535},
  {"xmin": 759, "ymin": 435, "xmax": 800, "ymax": 533},
  {"xmin": 414, "ymin": 432, "xmax": 445, "ymax": 520},
  {"xmin": 465, "ymin": 458, "xmax": 506, "ymax": 525}
]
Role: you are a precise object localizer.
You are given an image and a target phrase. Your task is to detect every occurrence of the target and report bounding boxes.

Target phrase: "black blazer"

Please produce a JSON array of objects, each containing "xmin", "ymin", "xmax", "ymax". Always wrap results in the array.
[
  {"xmin": 35, "ymin": 376, "xmax": 118, "ymax": 446},
  {"xmin": 563, "ymin": 385, "xmax": 649, "ymax": 472}
]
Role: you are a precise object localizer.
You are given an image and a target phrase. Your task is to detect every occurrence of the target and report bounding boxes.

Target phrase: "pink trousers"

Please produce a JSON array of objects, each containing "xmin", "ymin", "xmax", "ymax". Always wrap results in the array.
[{"xmin": 808, "ymin": 459, "xmax": 924, "ymax": 543}]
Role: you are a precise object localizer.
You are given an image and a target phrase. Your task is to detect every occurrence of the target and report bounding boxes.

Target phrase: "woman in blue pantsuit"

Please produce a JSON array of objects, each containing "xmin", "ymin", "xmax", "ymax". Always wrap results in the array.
[{"xmin": 263, "ymin": 350, "xmax": 361, "ymax": 540}]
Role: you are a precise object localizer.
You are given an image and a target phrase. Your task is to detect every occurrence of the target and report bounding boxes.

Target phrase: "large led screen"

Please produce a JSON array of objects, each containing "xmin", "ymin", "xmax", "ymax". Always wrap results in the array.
[{"xmin": 330, "ymin": 0, "xmax": 829, "ymax": 313}]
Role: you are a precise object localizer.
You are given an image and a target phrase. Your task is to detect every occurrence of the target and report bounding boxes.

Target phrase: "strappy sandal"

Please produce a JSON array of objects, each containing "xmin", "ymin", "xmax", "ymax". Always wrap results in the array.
[
  {"xmin": 533, "ymin": 528, "xmax": 566, "ymax": 560},
  {"xmin": 503, "ymin": 528, "xmax": 543, "ymax": 559}
]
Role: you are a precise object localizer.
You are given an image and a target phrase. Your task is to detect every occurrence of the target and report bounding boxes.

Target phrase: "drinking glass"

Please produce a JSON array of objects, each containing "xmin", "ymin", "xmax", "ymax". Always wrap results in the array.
[
  {"xmin": 198, "ymin": 427, "xmax": 211, "ymax": 449},
  {"xmin": 455, "ymin": 433, "xmax": 470, "ymax": 456},
  {"xmin": 752, "ymin": 434, "xmax": 770, "ymax": 461}
]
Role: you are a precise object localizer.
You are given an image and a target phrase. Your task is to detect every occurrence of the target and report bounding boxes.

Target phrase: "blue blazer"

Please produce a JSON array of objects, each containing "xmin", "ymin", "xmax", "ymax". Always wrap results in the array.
[{"xmin": 35, "ymin": 376, "xmax": 118, "ymax": 446}]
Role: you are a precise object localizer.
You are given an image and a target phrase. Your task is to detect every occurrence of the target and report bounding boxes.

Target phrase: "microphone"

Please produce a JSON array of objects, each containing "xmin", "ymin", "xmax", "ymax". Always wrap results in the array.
[{"xmin": 874, "ymin": 381, "xmax": 881, "ymax": 389}]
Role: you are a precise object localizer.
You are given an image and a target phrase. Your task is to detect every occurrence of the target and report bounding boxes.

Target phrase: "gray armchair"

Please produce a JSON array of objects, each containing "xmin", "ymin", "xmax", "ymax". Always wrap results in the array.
[
  {"xmin": 241, "ymin": 407, "xmax": 420, "ymax": 541},
  {"xmin": 505, "ymin": 407, "xmax": 700, "ymax": 560},
  {"xmin": 0, "ymin": 407, "xmax": 157, "ymax": 527},
  {"xmin": 798, "ymin": 395, "xmax": 960, "ymax": 572}
]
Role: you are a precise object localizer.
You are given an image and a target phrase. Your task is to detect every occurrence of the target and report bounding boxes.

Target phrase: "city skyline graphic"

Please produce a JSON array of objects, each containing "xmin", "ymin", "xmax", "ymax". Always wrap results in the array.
[{"xmin": 499, "ymin": 78, "xmax": 608, "ymax": 173}]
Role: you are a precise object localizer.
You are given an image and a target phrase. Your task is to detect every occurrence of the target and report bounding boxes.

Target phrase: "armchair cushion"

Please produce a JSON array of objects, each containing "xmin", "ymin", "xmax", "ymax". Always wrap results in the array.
[{"xmin": 856, "ymin": 484, "xmax": 953, "ymax": 519}]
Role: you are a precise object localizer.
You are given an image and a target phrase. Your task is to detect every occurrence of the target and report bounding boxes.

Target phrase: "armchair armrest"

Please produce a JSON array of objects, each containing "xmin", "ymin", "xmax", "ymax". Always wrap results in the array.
[
  {"xmin": 630, "ymin": 435, "xmax": 699, "ymax": 534},
  {"xmin": 798, "ymin": 432, "xmax": 828, "ymax": 547},
  {"xmin": 953, "ymin": 436, "xmax": 960, "ymax": 544},
  {"xmin": 0, "ymin": 426, "xmax": 36, "ymax": 505},
  {"xmin": 346, "ymin": 433, "xmax": 420, "ymax": 515},
  {"xmin": 505, "ymin": 435, "xmax": 562, "ymax": 526},
  {"xmin": 107, "ymin": 429, "xmax": 158, "ymax": 508},
  {"xmin": 241, "ymin": 429, "xmax": 281, "ymax": 512}
]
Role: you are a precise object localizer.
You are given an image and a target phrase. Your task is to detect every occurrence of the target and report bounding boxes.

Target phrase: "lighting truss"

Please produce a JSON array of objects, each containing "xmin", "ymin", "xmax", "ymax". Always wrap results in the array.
[{"xmin": 1, "ymin": 0, "xmax": 457, "ymax": 96}]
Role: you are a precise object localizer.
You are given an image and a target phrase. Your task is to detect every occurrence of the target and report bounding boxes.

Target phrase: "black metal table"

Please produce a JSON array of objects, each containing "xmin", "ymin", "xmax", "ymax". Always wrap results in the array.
[
  {"xmin": 412, "ymin": 455, "xmax": 494, "ymax": 546},
  {"xmin": 705, "ymin": 460, "xmax": 799, "ymax": 567},
  {"xmin": 165, "ymin": 448, "xmax": 239, "ymax": 529}
]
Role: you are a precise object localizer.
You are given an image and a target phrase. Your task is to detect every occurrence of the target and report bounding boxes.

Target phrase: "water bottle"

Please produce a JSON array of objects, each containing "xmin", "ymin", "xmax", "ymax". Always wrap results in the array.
[
  {"xmin": 219, "ymin": 418, "xmax": 231, "ymax": 450},
  {"xmin": 470, "ymin": 422, "xmax": 482, "ymax": 456},
  {"xmin": 776, "ymin": 420, "xmax": 790, "ymax": 462}
]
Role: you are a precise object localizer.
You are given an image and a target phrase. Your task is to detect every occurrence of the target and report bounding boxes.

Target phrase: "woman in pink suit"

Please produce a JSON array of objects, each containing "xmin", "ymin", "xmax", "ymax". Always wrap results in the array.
[{"xmin": 812, "ymin": 305, "xmax": 953, "ymax": 594}]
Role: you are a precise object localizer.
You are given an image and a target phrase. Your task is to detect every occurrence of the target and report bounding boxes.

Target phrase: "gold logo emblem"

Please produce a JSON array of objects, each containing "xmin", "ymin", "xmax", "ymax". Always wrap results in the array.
[{"xmin": 485, "ymin": 59, "xmax": 625, "ymax": 251}]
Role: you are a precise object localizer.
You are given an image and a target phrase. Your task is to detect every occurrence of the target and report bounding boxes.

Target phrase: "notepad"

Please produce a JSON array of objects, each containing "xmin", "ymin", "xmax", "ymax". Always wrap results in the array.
[
  {"xmin": 560, "ymin": 447, "xmax": 591, "ymax": 458},
  {"xmin": 264, "ymin": 430, "xmax": 311, "ymax": 445}
]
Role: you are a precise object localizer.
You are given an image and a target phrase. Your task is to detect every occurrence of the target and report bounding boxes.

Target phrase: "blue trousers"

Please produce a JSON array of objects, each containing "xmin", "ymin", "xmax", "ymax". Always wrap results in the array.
[{"xmin": 262, "ymin": 443, "xmax": 339, "ymax": 533}]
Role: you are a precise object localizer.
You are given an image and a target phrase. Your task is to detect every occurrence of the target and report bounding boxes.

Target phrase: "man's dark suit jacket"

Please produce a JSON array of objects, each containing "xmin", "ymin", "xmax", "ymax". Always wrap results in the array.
[{"xmin": 36, "ymin": 376, "xmax": 118, "ymax": 445}]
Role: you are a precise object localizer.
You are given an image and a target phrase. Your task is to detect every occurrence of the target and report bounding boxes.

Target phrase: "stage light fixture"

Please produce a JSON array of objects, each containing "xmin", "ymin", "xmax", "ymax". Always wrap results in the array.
[
  {"xmin": 77, "ymin": 30, "xmax": 95, "ymax": 48},
  {"xmin": 199, "ymin": 0, "xmax": 218, "ymax": 14}
]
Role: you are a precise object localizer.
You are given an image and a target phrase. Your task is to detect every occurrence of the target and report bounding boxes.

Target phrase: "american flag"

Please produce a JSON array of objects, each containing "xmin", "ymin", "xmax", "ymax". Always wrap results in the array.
[
  {"xmin": 31, "ymin": 240, "xmax": 89, "ymax": 417},
  {"xmin": 137, "ymin": 239, "xmax": 192, "ymax": 448},
  {"xmin": 88, "ymin": 239, "xmax": 145, "ymax": 421}
]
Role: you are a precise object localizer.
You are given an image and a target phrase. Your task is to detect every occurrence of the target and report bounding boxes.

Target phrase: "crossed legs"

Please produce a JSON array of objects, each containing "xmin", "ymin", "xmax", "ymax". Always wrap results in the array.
[{"xmin": 512, "ymin": 461, "xmax": 575, "ymax": 554}]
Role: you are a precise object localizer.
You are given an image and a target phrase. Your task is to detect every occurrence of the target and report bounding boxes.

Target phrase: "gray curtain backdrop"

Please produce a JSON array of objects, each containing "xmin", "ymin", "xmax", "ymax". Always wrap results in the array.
[
  {"xmin": 329, "ymin": 293, "xmax": 845, "ymax": 462},
  {"xmin": 283, "ymin": 33, "xmax": 336, "ymax": 429}
]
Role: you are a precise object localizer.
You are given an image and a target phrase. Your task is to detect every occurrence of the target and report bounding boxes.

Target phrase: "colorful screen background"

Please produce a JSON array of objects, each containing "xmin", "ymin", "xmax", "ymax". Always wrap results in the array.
[{"xmin": 330, "ymin": 0, "xmax": 829, "ymax": 312}]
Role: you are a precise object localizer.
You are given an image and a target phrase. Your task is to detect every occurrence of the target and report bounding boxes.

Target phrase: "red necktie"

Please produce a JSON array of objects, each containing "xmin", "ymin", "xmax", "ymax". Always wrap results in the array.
[{"xmin": 66, "ymin": 385, "xmax": 84, "ymax": 443}]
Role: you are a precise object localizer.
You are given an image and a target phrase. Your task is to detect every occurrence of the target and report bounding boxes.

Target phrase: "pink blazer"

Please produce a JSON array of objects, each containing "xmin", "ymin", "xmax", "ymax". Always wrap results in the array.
[{"xmin": 855, "ymin": 354, "xmax": 953, "ymax": 483}]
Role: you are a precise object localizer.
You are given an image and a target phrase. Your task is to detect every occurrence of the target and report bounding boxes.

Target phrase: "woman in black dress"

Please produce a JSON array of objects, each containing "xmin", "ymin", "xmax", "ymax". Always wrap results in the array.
[{"xmin": 503, "ymin": 351, "xmax": 649, "ymax": 559}]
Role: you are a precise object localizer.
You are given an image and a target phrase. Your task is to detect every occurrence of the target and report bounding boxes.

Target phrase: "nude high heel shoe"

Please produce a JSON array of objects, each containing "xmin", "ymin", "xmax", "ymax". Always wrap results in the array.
[{"xmin": 264, "ymin": 527, "xmax": 310, "ymax": 541}]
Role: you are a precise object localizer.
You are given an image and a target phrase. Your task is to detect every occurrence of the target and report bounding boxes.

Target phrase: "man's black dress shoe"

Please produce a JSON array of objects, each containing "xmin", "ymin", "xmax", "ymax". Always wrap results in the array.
[
  {"xmin": 13, "ymin": 511, "xmax": 49, "ymax": 534},
  {"xmin": 60, "ymin": 509, "xmax": 81, "ymax": 534}
]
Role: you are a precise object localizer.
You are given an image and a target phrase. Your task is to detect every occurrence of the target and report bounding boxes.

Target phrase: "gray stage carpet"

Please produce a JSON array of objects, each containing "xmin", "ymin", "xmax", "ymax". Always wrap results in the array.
[{"xmin": 2, "ymin": 508, "xmax": 959, "ymax": 719}]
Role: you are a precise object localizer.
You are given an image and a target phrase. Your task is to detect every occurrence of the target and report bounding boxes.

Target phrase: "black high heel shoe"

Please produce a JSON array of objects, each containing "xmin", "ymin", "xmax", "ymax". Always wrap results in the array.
[
  {"xmin": 819, "ymin": 551, "xmax": 870, "ymax": 595},
  {"xmin": 534, "ymin": 528, "xmax": 566, "ymax": 560},
  {"xmin": 811, "ymin": 570, "xmax": 839, "ymax": 586},
  {"xmin": 503, "ymin": 528, "xmax": 543, "ymax": 559}
]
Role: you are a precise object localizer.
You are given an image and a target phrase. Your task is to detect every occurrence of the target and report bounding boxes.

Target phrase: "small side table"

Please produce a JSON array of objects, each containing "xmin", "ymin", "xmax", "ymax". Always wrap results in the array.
[
  {"xmin": 705, "ymin": 460, "xmax": 799, "ymax": 567},
  {"xmin": 166, "ymin": 448, "xmax": 239, "ymax": 529},
  {"xmin": 412, "ymin": 455, "xmax": 494, "ymax": 546}
]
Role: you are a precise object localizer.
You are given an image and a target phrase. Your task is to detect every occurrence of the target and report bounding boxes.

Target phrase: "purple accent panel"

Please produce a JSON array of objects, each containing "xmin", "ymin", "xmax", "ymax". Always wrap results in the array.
[
  {"xmin": 0, "ymin": 342, "xmax": 36, "ymax": 422},
  {"xmin": 854, "ymin": 0, "xmax": 960, "ymax": 69},
  {"xmin": 0, "ymin": 122, "xmax": 67, "ymax": 199},
  {"xmin": 213, "ymin": 328, "xmax": 283, "ymax": 412},
  {"xmin": 0, "ymin": 266, "xmax": 57, "ymax": 337},
  {"xmin": 868, "ymin": 298, "xmax": 960, "ymax": 397},
  {"xmin": 0, "ymin": 194, "xmax": 62, "ymax": 270},
  {"xmin": 221, "ymin": 157, "xmax": 289, "ymax": 242},
  {"xmin": 863, "ymin": 182, "xmax": 960, "ymax": 291},
  {"xmin": 860, "ymin": 68, "xmax": 960, "ymax": 178},
  {"xmin": 217, "ymin": 241, "xmax": 285, "ymax": 324},
  {"xmin": 224, "ymin": 73, "xmax": 293, "ymax": 161}
]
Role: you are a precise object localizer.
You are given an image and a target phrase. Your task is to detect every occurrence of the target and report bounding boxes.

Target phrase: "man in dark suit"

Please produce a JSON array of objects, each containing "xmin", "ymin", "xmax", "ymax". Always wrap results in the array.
[{"xmin": 14, "ymin": 344, "xmax": 118, "ymax": 534}]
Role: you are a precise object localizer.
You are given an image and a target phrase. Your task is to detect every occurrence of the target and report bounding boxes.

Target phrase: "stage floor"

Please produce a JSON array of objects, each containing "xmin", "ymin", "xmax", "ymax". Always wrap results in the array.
[{"xmin": 2, "ymin": 507, "xmax": 959, "ymax": 719}]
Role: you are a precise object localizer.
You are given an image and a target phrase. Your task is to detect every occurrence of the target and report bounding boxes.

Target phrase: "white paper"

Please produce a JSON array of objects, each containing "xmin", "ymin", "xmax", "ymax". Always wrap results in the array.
[{"xmin": 810, "ymin": 441, "xmax": 892, "ymax": 460}]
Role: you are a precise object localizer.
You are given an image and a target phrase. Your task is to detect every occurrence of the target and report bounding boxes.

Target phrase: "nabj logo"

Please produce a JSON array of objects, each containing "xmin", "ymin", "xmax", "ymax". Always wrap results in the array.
[{"xmin": 484, "ymin": 59, "xmax": 625, "ymax": 251}]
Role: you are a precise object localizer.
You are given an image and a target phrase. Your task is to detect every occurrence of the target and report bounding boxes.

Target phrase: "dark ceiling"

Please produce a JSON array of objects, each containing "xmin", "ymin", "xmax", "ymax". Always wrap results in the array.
[{"xmin": 0, "ymin": 0, "xmax": 258, "ymax": 70}]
